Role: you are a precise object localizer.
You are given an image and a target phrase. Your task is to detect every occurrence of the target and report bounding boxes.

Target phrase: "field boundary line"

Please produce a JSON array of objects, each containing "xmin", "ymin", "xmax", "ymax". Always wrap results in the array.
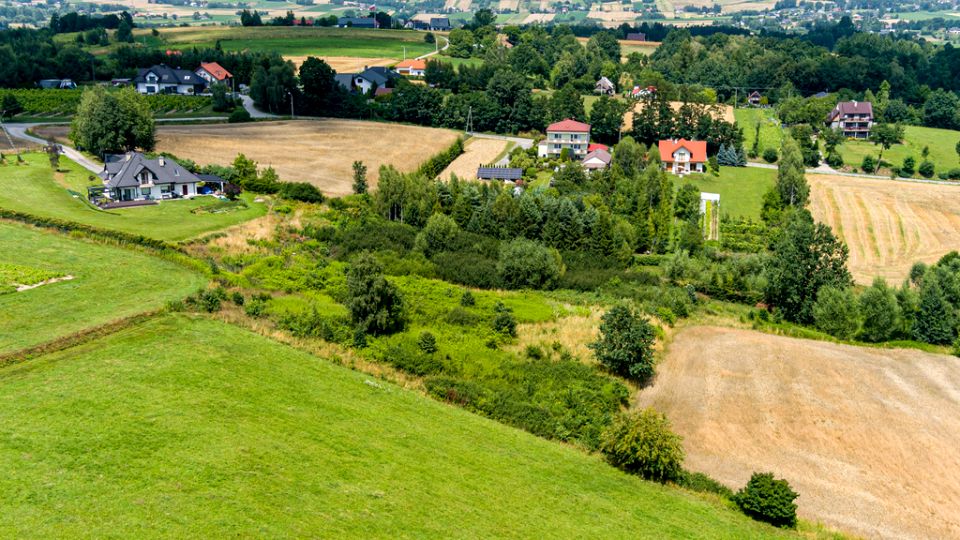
[{"xmin": 0, "ymin": 310, "xmax": 163, "ymax": 369}]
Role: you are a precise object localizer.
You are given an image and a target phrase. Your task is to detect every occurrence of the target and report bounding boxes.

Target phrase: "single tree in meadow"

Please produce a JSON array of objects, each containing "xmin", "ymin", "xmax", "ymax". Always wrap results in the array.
[
  {"xmin": 352, "ymin": 160, "xmax": 368, "ymax": 195},
  {"xmin": 869, "ymin": 123, "xmax": 903, "ymax": 164},
  {"xmin": 775, "ymin": 135, "xmax": 808, "ymax": 208},
  {"xmin": 589, "ymin": 303, "xmax": 657, "ymax": 382},
  {"xmin": 345, "ymin": 252, "xmax": 406, "ymax": 335}
]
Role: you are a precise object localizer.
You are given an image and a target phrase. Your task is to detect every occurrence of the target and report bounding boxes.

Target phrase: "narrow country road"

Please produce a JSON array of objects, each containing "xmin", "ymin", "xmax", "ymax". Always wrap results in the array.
[
  {"xmin": 746, "ymin": 160, "xmax": 960, "ymax": 186},
  {"xmin": 239, "ymin": 95, "xmax": 281, "ymax": 119},
  {"xmin": 469, "ymin": 132, "xmax": 534, "ymax": 150},
  {"xmin": 415, "ymin": 36, "xmax": 450, "ymax": 61},
  {"xmin": 2, "ymin": 122, "xmax": 102, "ymax": 174}
]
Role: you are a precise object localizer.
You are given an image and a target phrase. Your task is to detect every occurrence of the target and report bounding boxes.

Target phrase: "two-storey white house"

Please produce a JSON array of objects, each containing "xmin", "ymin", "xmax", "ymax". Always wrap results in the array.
[
  {"xmin": 133, "ymin": 65, "xmax": 204, "ymax": 95},
  {"xmin": 825, "ymin": 100, "xmax": 873, "ymax": 138},
  {"xmin": 658, "ymin": 138, "xmax": 707, "ymax": 175},
  {"xmin": 538, "ymin": 119, "xmax": 591, "ymax": 158}
]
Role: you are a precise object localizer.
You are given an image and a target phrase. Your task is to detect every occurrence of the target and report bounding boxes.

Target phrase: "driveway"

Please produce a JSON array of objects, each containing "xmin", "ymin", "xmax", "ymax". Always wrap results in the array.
[
  {"xmin": 1, "ymin": 122, "xmax": 102, "ymax": 174},
  {"xmin": 240, "ymin": 95, "xmax": 281, "ymax": 119}
]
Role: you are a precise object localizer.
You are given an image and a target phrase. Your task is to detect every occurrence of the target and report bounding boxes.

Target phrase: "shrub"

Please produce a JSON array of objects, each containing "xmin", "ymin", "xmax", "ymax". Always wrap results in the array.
[
  {"xmin": 733, "ymin": 472, "xmax": 799, "ymax": 529},
  {"xmin": 415, "ymin": 213, "xmax": 460, "ymax": 256},
  {"xmin": 589, "ymin": 304, "xmax": 656, "ymax": 382},
  {"xmin": 901, "ymin": 156, "xmax": 916, "ymax": 176},
  {"xmin": 279, "ymin": 182, "xmax": 324, "ymax": 203},
  {"xmin": 812, "ymin": 286, "xmax": 859, "ymax": 340},
  {"xmin": 418, "ymin": 331, "xmax": 438, "ymax": 353},
  {"xmin": 492, "ymin": 301, "xmax": 517, "ymax": 337},
  {"xmin": 918, "ymin": 160, "xmax": 935, "ymax": 178},
  {"xmin": 244, "ymin": 293, "xmax": 270, "ymax": 317},
  {"xmin": 345, "ymin": 252, "xmax": 406, "ymax": 335},
  {"xmin": 762, "ymin": 147, "xmax": 778, "ymax": 163},
  {"xmin": 599, "ymin": 409, "xmax": 685, "ymax": 483},
  {"xmin": 459, "ymin": 290, "xmax": 475, "ymax": 307},
  {"xmin": 228, "ymin": 108, "xmax": 252, "ymax": 123},
  {"xmin": 860, "ymin": 154, "xmax": 876, "ymax": 173},
  {"xmin": 230, "ymin": 291, "xmax": 245, "ymax": 305},
  {"xmin": 496, "ymin": 238, "xmax": 565, "ymax": 290},
  {"xmin": 947, "ymin": 168, "xmax": 960, "ymax": 180},
  {"xmin": 678, "ymin": 471, "xmax": 734, "ymax": 498},
  {"xmin": 858, "ymin": 278, "xmax": 900, "ymax": 342}
]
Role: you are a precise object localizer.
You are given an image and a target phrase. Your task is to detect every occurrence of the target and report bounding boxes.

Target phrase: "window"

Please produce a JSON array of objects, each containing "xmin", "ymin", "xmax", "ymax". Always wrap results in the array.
[{"xmin": 141, "ymin": 187, "xmax": 151, "ymax": 196}]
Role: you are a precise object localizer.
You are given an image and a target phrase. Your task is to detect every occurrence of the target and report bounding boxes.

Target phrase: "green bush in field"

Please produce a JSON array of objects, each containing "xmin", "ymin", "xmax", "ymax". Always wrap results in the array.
[
  {"xmin": 599, "ymin": 408, "xmax": 685, "ymax": 483},
  {"xmin": 812, "ymin": 285, "xmax": 859, "ymax": 340},
  {"xmin": 861, "ymin": 154, "xmax": 876, "ymax": 173},
  {"xmin": 346, "ymin": 252, "xmax": 406, "ymax": 335},
  {"xmin": 589, "ymin": 304, "xmax": 656, "ymax": 382},
  {"xmin": 733, "ymin": 472, "xmax": 799, "ymax": 529},
  {"xmin": 279, "ymin": 182, "xmax": 324, "ymax": 203},
  {"xmin": 762, "ymin": 147, "xmax": 778, "ymax": 163},
  {"xmin": 492, "ymin": 301, "xmax": 517, "ymax": 337},
  {"xmin": 229, "ymin": 108, "xmax": 252, "ymax": 123},
  {"xmin": 901, "ymin": 156, "xmax": 916, "ymax": 176},
  {"xmin": 459, "ymin": 290, "xmax": 475, "ymax": 307},
  {"xmin": 858, "ymin": 278, "xmax": 900, "ymax": 342},
  {"xmin": 415, "ymin": 213, "xmax": 460, "ymax": 256},
  {"xmin": 918, "ymin": 160, "xmax": 935, "ymax": 178},
  {"xmin": 418, "ymin": 331, "xmax": 438, "ymax": 353},
  {"xmin": 496, "ymin": 238, "xmax": 564, "ymax": 290}
]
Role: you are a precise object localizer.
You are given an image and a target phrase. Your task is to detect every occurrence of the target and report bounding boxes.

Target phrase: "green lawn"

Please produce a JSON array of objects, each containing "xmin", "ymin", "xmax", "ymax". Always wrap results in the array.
[
  {"xmin": 734, "ymin": 108, "xmax": 782, "ymax": 156},
  {"xmin": 0, "ymin": 153, "xmax": 267, "ymax": 242},
  {"xmin": 838, "ymin": 125, "xmax": 960, "ymax": 174},
  {"xmin": 0, "ymin": 224, "xmax": 204, "ymax": 354},
  {"xmin": 673, "ymin": 166, "xmax": 777, "ymax": 220},
  {"xmin": 0, "ymin": 313, "xmax": 791, "ymax": 538},
  {"xmin": 158, "ymin": 26, "xmax": 436, "ymax": 59}
]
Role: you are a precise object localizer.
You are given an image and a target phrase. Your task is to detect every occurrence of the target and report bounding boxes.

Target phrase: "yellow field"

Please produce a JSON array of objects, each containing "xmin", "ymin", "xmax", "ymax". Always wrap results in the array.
[
  {"xmin": 155, "ymin": 120, "xmax": 460, "ymax": 196},
  {"xmin": 285, "ymin": 56, "xmax": 396, "ymax": 71},
  {"xmin": 808, "ymin": 173, "xmax": 960, "ymax": 284},
  {"xmin": 439, "ymin": 137, "xmax": 509, "ymax": 180},
  {"xmin": 639, "ymin": 325, "xmax": 960, "ymax": 540}
]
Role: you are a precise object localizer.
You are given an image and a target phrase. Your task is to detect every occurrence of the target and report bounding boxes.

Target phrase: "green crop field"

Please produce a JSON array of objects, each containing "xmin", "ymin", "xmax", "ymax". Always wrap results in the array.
[
  {"xmin": 0, "ymin": 313, "xmax": 790, "ymax": 538},
  {"xmin": 0, "ymin": 154, "xmax": 267, "ymax": 242},
  {"xmin": 673, "ymin": 166, "xmax": 777, "ymax": 219},
  {"xmin": 0, "ymin": 224, "xmax": 204, "ymax": 354},
  {"xmin": 838, "ymin": 125, "xmax": 960, "ymax": 174},
  {"xmin": 735, "ymin": 108, "xmax": 783, "ymax": 156},
  {"xmin": 154, "ymin": 26, "xmax": 436, "ymax": 59}
]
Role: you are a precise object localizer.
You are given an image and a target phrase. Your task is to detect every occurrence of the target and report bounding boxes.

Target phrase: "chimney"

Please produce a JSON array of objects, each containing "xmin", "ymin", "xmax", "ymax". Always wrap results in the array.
[
  {"xmin": 159, "ymin": 156, "xmax": 165, "ymax": 166},
  {"xmin": 125, "ymin": 152, "xmax": 132, "ymax": 161},
  {"xmin": 853, "ymin": 100, "xmax": 857, "ymax": 107}
]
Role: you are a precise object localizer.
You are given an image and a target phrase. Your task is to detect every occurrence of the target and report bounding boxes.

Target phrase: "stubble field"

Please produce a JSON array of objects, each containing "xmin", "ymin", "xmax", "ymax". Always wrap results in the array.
[
  {"xmin": 155, "ymin": 120, "xmax": 461, "ymax": 196},
  {"xmin": 808, "ymin": 173, "xmax": 960, "ymax": 284},
  {"xmin": 439, "ymin": 137, "xmax": 509, "ymax": 180},
  {"xmin": 638, "ymin": 325, "xmax": 960, "ymax": 540}
]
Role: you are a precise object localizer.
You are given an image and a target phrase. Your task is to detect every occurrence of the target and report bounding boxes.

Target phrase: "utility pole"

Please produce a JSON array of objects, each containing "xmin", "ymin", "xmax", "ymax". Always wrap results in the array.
[
  {"xmin": 466, "ymin": 106, "xmax": 473, "ymax": 134},
  {"xmin": 288, "ymin": 91, "xmax": 294, "ymax": 119}
]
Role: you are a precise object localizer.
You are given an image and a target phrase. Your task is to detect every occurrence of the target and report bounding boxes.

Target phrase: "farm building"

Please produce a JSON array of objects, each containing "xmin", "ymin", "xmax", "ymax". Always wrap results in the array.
[
  {"xmin": 747, "ymin": 91, "xmax": 762, "ymax": 106},
  {"xmin": 338, "ymin": 17, "xmax": 378, "ymax": 28},
  {"xmin": 477, "ymin": 167, "xmax": 523, "ymax": 181},
  {"xmin": 133, "ymin": 65, "xmax": 204, "ymax": 95},
  {"xmin": 625, "ymin": 32, "xmax": 646, "ymax": 41},
  {"xmin": 538, "ymin": 119, "xmax": 591, "ymax": 159},
  {"xmin": 658, "ymin": 139, "xmax": 706, "ymax": 175},
  {"xmin": 595, "ymin": 76, "xmax": 616, "ymax": 96},
  {"xmin": 394, "ymin": 59, "xmax": 427, "ymax": 77},
  {"xmin": 195, "ymin": 62, "xmax": 233, "ymax": 88},
  {"xmin": 582, "ymin": 148, "xmax": 612, "ymax": 171},
  {"xmin": 99, "ymin": 152, "xmax": 202, "ymax": 202},
  {"xmin": 826, "ymin": 100, "xmax": 873, "ymax": 138}
]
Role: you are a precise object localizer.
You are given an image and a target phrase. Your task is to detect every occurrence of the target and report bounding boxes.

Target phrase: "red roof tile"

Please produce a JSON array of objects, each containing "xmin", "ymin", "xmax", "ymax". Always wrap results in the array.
[
  {"xmin": 546, "ymin": 118, "xmax": 591, "ymax": 133},
  {"xmin": 587, "ymin": 143, "xmax": 609, "ymax": 152},
  {"xmin": 395, "ymin": 59, "xmax": 426, "ymax": 70},
  {"xmin": 658, "ymin": 139, "xmax": 707, "ymax": 163},
  {"xmin": 198, "ymin": 62, "xmax": 232, "ymax": 81}
]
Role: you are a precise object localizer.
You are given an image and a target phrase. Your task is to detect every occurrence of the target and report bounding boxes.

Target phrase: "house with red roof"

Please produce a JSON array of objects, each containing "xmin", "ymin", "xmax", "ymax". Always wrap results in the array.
[
  {"xmin": 394, "ymin": 59, "xmax": 427, "ymax": 77},
  {"xmin": 195, "ymin": 62, "xmax": 233, "ymax": 89},
  {"xmin": 658, "ymin": 138, "xmax": 707, "ymax": 175},
  {"xmin": 538, "ymin": 118, "xmax": 591, "ymax": 159}
]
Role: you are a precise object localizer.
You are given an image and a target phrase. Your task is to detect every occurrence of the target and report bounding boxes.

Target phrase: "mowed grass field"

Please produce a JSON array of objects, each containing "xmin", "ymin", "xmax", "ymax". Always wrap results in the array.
[
  {"xmin": 157, "ymin": 26, "xmax": 436, "ymax": 59},
  {"xmin": 672, "ymin": 166, "xmax": 776, "ymax": 219},
  {"xmin": 838, "ymin": 125, "xmax": 960, "ymax": 174},
  {"xmin": 808, "ymin": 173, "xmax": 960, "ymax": 284},
  {"xmin": 155, "ymin": 120, "xmax": 462, "ymax": 196},
  {"xmin": 0, "ymin": 314, "xmax": 792, "ymax": 539},
  {"xmin": 638, "ymin": 326, "xmax": 960, "ymax": 540},
  {"xmin": 0, "ymin": 153, "xmax": 267, "ymax": 241},
  {"xmin": 0, "ymin": 223, "xmax": 204, "ymax": 354},
  {"xmin": 734, "ymin": 108, "xmax": 782, "ymax": 156}
]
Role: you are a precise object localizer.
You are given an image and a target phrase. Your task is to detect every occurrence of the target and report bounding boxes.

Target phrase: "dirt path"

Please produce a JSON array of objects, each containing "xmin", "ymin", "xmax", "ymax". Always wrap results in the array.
[
  {"xmin": 808, "ymin": 173, "xmax": 960, "ymax": 284},
  {"xmin": 637, "ymin": 326, "xmax": 960, "ymax": 540},
  {"xmin": 439, "ymin": 137, "xmax": 509, "ymax": 180}
]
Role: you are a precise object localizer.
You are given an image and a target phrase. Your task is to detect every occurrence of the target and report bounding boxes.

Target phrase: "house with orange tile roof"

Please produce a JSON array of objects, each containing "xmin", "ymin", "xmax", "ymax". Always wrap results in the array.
[
  {"xmin": 658, "ymin": 138, "xmax": 707, "ymax": 175},
  {"xmin": 394, "ymin": 59, "xmax": 427, "ymax": 77},
  {"xmin": 195, "ymin": 62, "xmax": 233, "ymax": 88}
]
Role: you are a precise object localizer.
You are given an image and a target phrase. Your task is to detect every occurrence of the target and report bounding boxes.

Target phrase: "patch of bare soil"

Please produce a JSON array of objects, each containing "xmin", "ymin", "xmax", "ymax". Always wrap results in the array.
[
  {"xmin": 439, "ymin": 138, "xmax": 508, "ymax": 180},
  {"xmin": 808, "ymin": 173, "xmax": 960, "ymax": 284},
  {"xmin": 637, "ymin": 326, "xmax": 960, "ymax": 540},
  {"xmin": 155, "ymin": 120, "xmax": 460, "ymax": 196},
  {"xmin": 285, "ymin": 56, "xmax": 395, "ymax": 72}
]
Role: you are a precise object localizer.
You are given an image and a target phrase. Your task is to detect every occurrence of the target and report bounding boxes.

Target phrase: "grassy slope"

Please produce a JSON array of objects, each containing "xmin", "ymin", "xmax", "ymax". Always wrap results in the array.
[
  {"xmin": 0, "ymin": 314, "xmax": 789, "ymax": 539},
  {"xmin": 0, "ymin": 154, "xmax": 267, "ymax": 241},
  {"xmin": 158, "ymin": 26, "xmax": 436, "ymax": 58},
  {"xmin": 672, "ymin": 166, "xmax": 776, "ymax": 219},
  {"xmin": 734, "ymin": 108, "xmax": 782, "ymax": 155},
  {"xmin": 0, "ymin": 224, "xmax": 204, "ymax": 354},
  {"xmin": 838, "ymin": 125, "xmax": 960, "ymax": 172}
]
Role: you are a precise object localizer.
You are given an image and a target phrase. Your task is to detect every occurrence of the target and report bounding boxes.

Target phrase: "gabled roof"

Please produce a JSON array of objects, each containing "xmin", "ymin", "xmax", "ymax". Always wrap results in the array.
[
  {"xmin": 587, "ymin": 143, "xmax": 609, "ymax": 152},
  {"xmin": 197, "ymin": 62, "xmax": 232, "ymax": 81},
  {"xmin": 546, "ymin": 118, "xmax": 591, "ymax": 133},
  {"xmin": 582, "ymin": 149, "xmax": 612, "ymax": 169},
  {"xmin": 395, "ymin": 59, "xmax": 427, "ymax": 71},
  {"xmin": 133, "ymin": 65, "xmax": 200, "ymax": 86},
  {"xmin": 658, "ymin": 139, "xmax": 707, "ymax": 163},
  {"xmin": 334, "ymin": 73, "xmax": 354, "ymax": 90},
  {"xmin": 595, "ymin": 76, "xmax": 615, "ymax": 89},
  {"xmin": 827, "ymin": 100, "xmax": 873, "ymax": 121},
  {"xmin": 101, "ymin": 152, "xmax": 201, "ymax": 189},
  {"xmin": 430, "ymin": 17, "xmax": 451, "ymax": 28},
  {"xmin": 358, "ymin": 66, "xmax": 399, "ymax": 86}
]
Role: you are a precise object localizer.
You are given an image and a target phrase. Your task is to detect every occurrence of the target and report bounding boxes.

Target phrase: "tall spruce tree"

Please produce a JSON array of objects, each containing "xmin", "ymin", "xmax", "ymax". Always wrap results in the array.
[
  {"xmin": 913, "ymin": 271, "xmax": 955, "ymax": 344},
  {"xmin": 776, "ymin": 136, "xmax": 809, "ymax": 208}
]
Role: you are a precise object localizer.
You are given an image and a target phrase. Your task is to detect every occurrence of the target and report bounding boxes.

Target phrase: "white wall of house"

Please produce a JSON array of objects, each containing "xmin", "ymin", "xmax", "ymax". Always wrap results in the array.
[
  {"xmin": 538, "ymin": 131, "xmax": 590, "ymax": 158},
  {"xmin": 135, "ymin": 81, "xmax": 196, "ymax": 95},
  {"xmin": 354, "ymin": 76, "xmax": 374, "ymax": 94}
]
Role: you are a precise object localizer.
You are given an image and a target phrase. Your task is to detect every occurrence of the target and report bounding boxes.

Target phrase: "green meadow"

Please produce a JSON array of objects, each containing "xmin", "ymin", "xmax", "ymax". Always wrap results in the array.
[
  {"xmin": 0, "ymin": 223, "xmax": 204, "ymax": 354},
  {"xmin": 0, "ymin": 154, "xmax": 267, "ymax": 242},
  {"xmin": 0, "ymin": 314, "xmax": 790, "ymax": 539},
  {"xmin": 734, "ymin": 108, "xmax": 783, "ymax": 156},
  {"xmin": 673, "ymin": 166, "xmax": 777, "ymax": 219},
  {"xmin": 838, "ymin": 125, "xmax": 960, "ymax": 173}
]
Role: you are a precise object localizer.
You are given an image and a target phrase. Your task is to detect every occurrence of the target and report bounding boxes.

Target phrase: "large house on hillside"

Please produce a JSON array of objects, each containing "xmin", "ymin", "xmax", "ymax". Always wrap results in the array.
[
  {"xmin": 133, "ymin": 65, "xmax": 204, "ymax": 95},
  {"xmin": 658, "ymin": 138, "xmax": 707, "ymax": 175},
  {"xmin": 335, "ymin": 66, "xmax": 400, "ymax": 94},
  {"xmin": 538, "ymin": 119, "xmax": 591, "ymax": 159},
  {"xmin": 826, "ymin": 100, "xmax": 873, "ymax": 138},
  {"xmin": 100, "ymin": 152, "xmax": 202, "ymax": 201},
  {"xmin": 195, "ymin": 62, "xmax": 233, "ymax": 88}
]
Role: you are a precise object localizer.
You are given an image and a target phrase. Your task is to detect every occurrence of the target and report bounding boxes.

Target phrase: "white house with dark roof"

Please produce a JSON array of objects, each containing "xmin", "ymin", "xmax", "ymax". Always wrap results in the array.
[
  {"xmin": 133, "ymin": 65, "xmax": 204, "ymax": 95},
  {"xmin": 100, "ymin": 152, "xmax": 202, "ymax": 201}
]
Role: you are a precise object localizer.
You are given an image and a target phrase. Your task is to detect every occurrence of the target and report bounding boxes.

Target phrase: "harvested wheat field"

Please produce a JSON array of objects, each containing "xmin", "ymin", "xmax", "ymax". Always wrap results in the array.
[
  {"xmin": 638, "ymin": 326, "xmax": 960, "ymax": 540},
  {"xmin": 155, "ymin": 120, "xmax": 460, "ymax": 196},
  {"xmin": 808, "ymin": 173, "xmax": 960, "ymax": 284},
  {"xmin": 623, "ymin": 102, "xmax": 734, "ymax": 131},
  {"xmin": 285, "ymin": 56, "xmax": 395, "ymax": 71},
  {"xmin": 439, "ymin": 137, "xmax": 509, "ymax": 180}
]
